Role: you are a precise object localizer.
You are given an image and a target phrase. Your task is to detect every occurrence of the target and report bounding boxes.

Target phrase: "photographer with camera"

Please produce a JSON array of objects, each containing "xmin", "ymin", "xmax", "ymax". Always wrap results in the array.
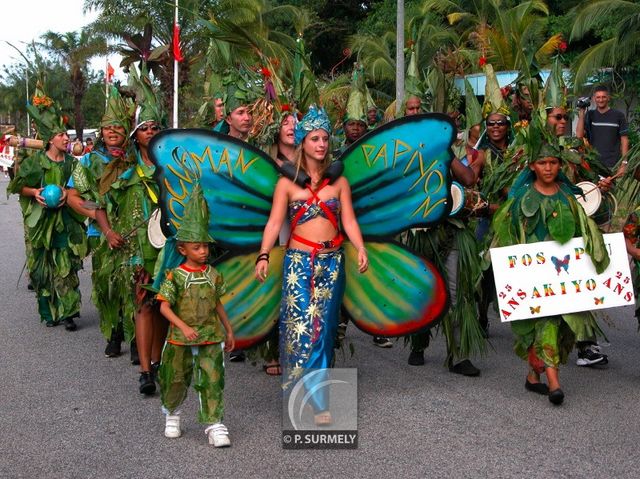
[{"xmin": 576, "ymin": 85, "xmax": 629, "ymax": 169}]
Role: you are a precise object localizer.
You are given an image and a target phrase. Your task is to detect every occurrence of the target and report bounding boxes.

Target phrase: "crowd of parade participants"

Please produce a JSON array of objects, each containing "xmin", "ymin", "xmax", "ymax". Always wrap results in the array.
[{"xmin": 7, "ymin": 51, "xmax": 639, "ymax": 446}]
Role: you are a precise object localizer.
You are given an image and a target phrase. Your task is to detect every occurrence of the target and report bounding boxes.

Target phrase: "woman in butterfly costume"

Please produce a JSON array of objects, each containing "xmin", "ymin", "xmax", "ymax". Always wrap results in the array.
[
  {"xmin": 149, "ymin": 105, "xmax": 455, "ymax": 420},
  {"xmin": 491, "ymin": 118, "xmax": 610, "ymax": 405},
  {"xmin": 253, "ymin": 106, "xmax": 367, "ymax": 423}
]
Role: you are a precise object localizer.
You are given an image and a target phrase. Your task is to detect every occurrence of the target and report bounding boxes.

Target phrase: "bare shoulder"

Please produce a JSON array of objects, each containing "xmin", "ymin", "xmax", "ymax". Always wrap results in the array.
[
  {"xmin": 276, "ymin": 176, "xmax": 294, "ymax": 191},
  {"xmin": 334, "ymin": 175, "xmax": 350, "ymax": 189}
]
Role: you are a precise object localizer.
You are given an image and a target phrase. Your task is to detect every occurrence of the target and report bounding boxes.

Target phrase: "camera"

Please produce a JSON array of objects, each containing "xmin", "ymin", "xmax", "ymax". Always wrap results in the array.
[{"xmin": 576, "ymin": 97, "xmax": 591, "ymax": 109}]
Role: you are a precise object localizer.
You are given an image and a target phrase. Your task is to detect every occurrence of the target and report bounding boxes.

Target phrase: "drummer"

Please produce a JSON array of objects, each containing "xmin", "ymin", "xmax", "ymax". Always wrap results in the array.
[
  {"xmin": 543, "ymin": 61, "xmax": 610, "ymax": 368},
  {"xmin": 403, "ymin": 69, "xmax": 486, "ymax": 377},
  {"xmin": 475, "ymin": 66, "xmax": 519, "ymax": 337}
]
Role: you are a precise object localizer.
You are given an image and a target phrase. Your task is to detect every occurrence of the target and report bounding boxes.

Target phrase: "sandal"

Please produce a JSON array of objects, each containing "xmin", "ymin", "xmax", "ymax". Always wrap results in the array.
[
  {"xmin": 263, "ymin": 363, "xmax": 282, "ymax": 376},
  {"xmin": 314, "ymin": 411, "xmax": 332, "ymax": 426}
]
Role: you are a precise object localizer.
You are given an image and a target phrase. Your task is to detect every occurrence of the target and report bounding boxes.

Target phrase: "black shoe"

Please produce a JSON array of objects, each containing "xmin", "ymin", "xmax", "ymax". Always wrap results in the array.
[
  {"xmin": 408, "ymin": 350, "xmax": 425, "ymax": 366},
  {"xmin": 63, "ymin": 318, "xmax": 77, "ymax": 332},
  {"xmin": 139, "ymin": 372, "xmax": 156, "ymax": 395},
  {"xmin": 549, "ymin": 388, "xmax": 565, "ymax": 405},
  {"xmin": 576, "ymin": 344, "xmax": 607, "ymax": 367},
  {"xmin": 525, "ymin": 380, "xmax": 549, "ymax": 395},
  {"xmin": 229, "ymin": 350, "xmax": 246, "ymax": 362},
  {"xmin": 130, "ymin": 340, "xmax": 140, "ymax": 365},
  {"xmin": 27, "ymin": 283, "xmax": 34, "ymax": 291},
  {"xmin": 105, "ymin": 334, "xmax": 122, "ymax": 358},
  {"xmin": 449, "ymin": 359, "xmax": 480, "ymax": 377},
  {"xmin": 45, "ymin": 320, "xmax": 60, "ymax": 328}
]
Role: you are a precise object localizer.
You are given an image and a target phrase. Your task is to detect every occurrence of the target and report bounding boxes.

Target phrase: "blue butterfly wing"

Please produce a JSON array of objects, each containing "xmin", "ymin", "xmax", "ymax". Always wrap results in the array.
[
  {"xmin": 339, "ymin": 114, "xmax": 456, "ymax": 238},
  {"xmin": 149, "ymin": 128, "xmax": 279, "ymax": 251}
]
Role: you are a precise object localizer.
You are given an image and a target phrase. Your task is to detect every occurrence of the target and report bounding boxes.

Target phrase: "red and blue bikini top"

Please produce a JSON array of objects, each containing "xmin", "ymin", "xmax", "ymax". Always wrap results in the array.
[{"xmin": 288, "ymin": 197, "xmax": 341, "ymax": 225}]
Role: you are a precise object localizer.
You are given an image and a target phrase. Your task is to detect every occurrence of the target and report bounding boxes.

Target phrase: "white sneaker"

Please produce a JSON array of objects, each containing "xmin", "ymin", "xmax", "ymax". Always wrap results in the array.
[
  {"xmin": 164, "ymin": 414, "xmax": 182, "ymax": 439},
  {"xmin": 206, "ymin": 423, "xmax": 231, "ymax": 447}
]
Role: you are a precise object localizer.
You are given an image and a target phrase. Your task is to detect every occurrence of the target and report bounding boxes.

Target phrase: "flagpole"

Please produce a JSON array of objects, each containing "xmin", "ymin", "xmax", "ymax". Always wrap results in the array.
[
  {"xmin": 173, "ymin": 0, "xmax": 179, "ymax": 128},
  {"xmin": 105, "ymin": 57, "xmax": 109, "ymax": 109},
  {"xmin": 396, "ymin": 0, "xmax": 404, "ymax": 116}
]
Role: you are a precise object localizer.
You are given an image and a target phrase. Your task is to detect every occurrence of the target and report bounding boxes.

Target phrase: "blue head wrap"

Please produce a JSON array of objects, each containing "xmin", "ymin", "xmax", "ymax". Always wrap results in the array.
[{"xmin": 294, "ymin": 105, "xmax": 332, "ymax": 145}]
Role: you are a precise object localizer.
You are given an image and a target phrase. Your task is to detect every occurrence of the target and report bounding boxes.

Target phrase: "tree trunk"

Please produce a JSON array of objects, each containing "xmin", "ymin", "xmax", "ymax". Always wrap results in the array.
[{"xmin": 71, "ymin": 67, "xmax": 86, "ymax": 141}]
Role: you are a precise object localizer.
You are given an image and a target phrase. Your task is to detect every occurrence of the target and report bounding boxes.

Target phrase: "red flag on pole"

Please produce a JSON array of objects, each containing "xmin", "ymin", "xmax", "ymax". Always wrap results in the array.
[
  {"xmin": 172, "ymin": 23, "xmax": 184, "ymax": 62},
  {"xmin": 106, "ymin": 63, "xmax": 115, "ymax": 83}
]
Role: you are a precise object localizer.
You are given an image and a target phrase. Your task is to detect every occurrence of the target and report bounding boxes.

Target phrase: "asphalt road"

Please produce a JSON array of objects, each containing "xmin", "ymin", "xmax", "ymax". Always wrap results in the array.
[{"xmin": 1, "ymin": 176, "xmax": 639, "ymax": 478}]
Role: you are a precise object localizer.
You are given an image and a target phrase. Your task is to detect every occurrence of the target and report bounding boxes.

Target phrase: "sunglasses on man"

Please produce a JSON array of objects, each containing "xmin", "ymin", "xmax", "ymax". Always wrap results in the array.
[
  {"xmin": 549, "ymin": 114, "xmax": 570, "ymax": 121},
  {"xmin": 486, "ymin": 120, "xmax": 508, "ymax": 127},
  {"xmin": 138, "ymin": 124, "xmax": 161, "ymax": 132}
]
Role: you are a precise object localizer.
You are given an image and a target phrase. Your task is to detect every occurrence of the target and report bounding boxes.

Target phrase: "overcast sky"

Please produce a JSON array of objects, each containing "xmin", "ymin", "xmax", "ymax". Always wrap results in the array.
[{"xmin": 1, "ymin": 0, "xmax": 122, "ymax": 80}]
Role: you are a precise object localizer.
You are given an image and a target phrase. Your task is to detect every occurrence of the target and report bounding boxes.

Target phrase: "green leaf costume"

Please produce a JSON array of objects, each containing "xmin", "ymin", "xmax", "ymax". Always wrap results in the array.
[
  {"xmin": 84, "ymin": 150, "xmax": 160, "ymax": 341},
  {"xmin": 8, "ymin": 151, "xmax": 87, "ymax": 323},
  {"xmin": 492, "ymin": 178, "xmax": 610, "ymax": 371}
]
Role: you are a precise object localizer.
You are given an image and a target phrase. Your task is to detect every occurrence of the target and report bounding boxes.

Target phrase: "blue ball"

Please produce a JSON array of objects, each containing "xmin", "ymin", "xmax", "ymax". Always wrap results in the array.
[{"xmin": 41, "ymin": 184, "xmax": 63, "ymax": 209}]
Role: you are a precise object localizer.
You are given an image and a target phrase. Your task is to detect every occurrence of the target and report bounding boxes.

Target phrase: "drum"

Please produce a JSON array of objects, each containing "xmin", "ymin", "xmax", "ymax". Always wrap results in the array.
[
  {"xmin": 575, "ymin": 181, "xmax": 601, "ymax": 216},
  {"xmin": 593, "ymin": 192, "xmax": 618, "ymax": 230},
  {"xmin": 449, "ymin": 182, "xmax": 488, "ymax": 217},
  {"xmin": 449, "ymin": 182, "xmax": 465, "ymax": 216},
  {"xmin": 147, "ymin": 209, "xmax": 167, "ymax": 249}
]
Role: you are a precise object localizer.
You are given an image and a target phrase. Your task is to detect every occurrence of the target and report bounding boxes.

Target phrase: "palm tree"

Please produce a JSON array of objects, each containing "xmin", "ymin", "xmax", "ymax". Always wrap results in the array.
[
  {"xmin": 199, "ymin": 0, "xmax": 310, "ymax": 78},
  {"xmin": 84, "ymin": 0, "xmax": 306, "ymax": 124},
  {"xmin": 41, "ymin": 30, "xmax": 107, "ymax": 140},
  {"xmin": 570, "ymin": 0, "xmax": 640, "ymax": 89},
  {"xmin": 421, "ymin": 0, "xmax": 560, "ymax": 72}
]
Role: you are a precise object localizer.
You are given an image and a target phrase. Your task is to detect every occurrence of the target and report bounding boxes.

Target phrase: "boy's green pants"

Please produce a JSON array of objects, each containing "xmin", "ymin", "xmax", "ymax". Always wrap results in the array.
[{"xmin": 159, "ymin": 343, "xmax": 225, "ymax": 424}]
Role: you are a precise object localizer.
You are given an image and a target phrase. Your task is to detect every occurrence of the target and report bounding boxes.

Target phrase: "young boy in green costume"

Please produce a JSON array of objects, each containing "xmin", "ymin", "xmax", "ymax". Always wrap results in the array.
[
  {"xmin": 492, "ymin": 132, "xmax": 610, "ymax": 405},
  {"xmin": 156, "ymin": 184, "xmax": 235, "ymax": 447}
]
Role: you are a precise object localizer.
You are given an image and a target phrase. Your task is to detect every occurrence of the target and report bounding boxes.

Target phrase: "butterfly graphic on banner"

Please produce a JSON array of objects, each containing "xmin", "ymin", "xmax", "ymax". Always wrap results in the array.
[
  {"xmin": 594, "ymin": 297, "xmax": 605, "ymax": 305},
  {"xmin": 529, "ymin": 305, "xmax": 541, "ymax": 314},
  {"xmin": 551, "ymin": 255, "xmax": 570, "ymax": 275},
  {"xmin": 149, "ymin": 114, "xmax": 456, "ymax": 348}
]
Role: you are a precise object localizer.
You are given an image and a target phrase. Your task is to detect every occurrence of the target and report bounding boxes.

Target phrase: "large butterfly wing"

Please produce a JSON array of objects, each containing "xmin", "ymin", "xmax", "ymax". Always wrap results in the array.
[
  {"xmin": 340, "ymin": 114, "xmax": 456, "ymax": 238},
  {"xmin": 342, "ymin": 241, "xmax": 448, "ymax": 336},
  {"xmin": 149, "ymin": 129, "xmax": 279, "ymax": 251},
  {"xmin": 214, "ymin": 247, "xmax": 285, "ymax": 349}
]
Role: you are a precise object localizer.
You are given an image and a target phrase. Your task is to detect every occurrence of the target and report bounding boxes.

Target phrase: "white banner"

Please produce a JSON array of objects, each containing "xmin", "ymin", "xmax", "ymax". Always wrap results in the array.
[{"xmin": 490, "ymin": 233, "xmax": 634, "ymax": 322}]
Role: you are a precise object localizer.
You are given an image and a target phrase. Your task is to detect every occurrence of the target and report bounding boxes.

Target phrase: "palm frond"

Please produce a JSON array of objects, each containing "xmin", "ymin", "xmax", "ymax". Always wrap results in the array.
[
  {"xmin": 571, "ymin": 0, "xmax": 638, "ymax": 40},
  {"xmin": 571, "ymin": 38, "xmax": 618, "ymax": 90}
]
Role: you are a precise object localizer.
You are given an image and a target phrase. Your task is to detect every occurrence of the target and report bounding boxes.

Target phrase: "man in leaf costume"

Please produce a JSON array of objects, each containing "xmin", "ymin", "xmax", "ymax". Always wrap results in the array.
[
  {"xmin": 213, "ymin": 68, "xmax": 259, "ymax": 141},
  {"xmin": 542, "ymin": 62, "xmax": 612, "ymax": 367},
  {"xmin": 8, "ymin": 83, "xmax": 87, "ymax": 330},
  {"xmin": 404, "ymin": 71, "xmax": 487, "ymax": 376}
]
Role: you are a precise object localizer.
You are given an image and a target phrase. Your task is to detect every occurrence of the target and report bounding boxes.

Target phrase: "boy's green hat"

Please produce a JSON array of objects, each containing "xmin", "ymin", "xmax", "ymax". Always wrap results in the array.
[
  {"xmin": 26, "ymin": 82, "xmax": 67, "ymax": 142},
  {"xmin": 176, "ymin": 183, "xmax": 214, "ymax": 243}
]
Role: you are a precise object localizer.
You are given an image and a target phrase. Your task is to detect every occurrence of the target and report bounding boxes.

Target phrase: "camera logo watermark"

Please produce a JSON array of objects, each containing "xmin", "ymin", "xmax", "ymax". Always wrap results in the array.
[{"xmin": 282, "ymin": 368, "xmax": 358, "ymax": 449}]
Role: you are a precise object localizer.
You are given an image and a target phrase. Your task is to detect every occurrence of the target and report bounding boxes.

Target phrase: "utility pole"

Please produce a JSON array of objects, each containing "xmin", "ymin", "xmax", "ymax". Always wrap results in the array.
[
  {"xmin": 396, "ymin": 0, "xmax": 404, "ymax": 116},
  {"xmin": 25, "ymin": 67, "xmax": 30, "ymax": 137}
]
